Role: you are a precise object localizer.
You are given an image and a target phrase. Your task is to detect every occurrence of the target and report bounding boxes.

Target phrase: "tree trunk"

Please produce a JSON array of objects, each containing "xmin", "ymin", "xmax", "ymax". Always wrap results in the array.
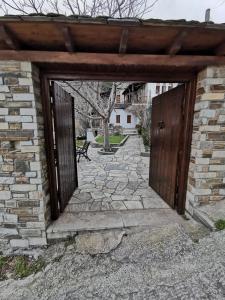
[{"xmin": 103, "ymin": 118, "xmax": 110, "ymax": 152}]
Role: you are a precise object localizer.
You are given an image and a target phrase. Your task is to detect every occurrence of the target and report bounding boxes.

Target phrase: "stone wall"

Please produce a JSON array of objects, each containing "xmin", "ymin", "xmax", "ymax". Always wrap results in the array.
[
  {"xmin": 186, "ymin": 66, "xmax": 225, "ymax": 215},
  {"xmin": 0, "ymin": 61, "xmax": 49, "ymax": 250}
]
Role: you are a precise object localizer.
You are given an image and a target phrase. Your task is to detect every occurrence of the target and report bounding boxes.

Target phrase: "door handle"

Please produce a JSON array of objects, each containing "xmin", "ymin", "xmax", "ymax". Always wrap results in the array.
[{"xmin": 158, "ymin": 121, "xmax": 165, "ymax": 129}]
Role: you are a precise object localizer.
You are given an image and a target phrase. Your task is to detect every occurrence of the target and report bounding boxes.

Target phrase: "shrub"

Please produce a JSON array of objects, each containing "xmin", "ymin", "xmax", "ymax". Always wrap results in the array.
[
  {"xmin": 141, "ymin": 128, "xmax": 150, "ymax": 146},
  {"xmin": 136, "ymin": 124, "xmax": 142, "ymax": 135},
  {"xmin": 215, "ymin": 219, "xmax": 225, "ymax": 231}
]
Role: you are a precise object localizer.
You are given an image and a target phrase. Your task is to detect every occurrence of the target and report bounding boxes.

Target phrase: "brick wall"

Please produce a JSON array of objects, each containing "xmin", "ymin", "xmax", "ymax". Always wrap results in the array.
[
  {"xmin": 186, "ymin": 66, "xmax": 225, "ymax": 215},
  {"xmin": 0, "ymin": 61, "xmax": 49, "ymax": 249}
]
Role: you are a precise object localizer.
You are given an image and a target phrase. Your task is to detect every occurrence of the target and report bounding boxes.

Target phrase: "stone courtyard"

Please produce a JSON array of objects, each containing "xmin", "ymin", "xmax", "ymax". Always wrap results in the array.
[{"xmin": 65, "ymin": 135, "xmax": 168, "ymax": 213}]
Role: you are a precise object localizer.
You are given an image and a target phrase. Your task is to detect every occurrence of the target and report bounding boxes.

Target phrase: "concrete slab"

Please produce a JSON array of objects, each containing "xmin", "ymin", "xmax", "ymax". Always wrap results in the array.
[{"xmin": 47, "ymin": 208, "xmax": 184, "ymax": 240}]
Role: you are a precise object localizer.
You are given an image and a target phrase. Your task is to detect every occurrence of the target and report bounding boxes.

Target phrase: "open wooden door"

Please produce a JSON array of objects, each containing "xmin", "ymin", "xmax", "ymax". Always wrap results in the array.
[
  {"xmin": 149, "ymin": 85, "xmax": 185, "ymax": 212},
  {"xmin": 52, "ymin": 82, "xmax": 78, "ymax": 213}
]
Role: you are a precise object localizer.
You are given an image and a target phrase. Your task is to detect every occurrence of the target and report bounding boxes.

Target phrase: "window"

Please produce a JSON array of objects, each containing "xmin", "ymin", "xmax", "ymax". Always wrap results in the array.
[
  {"xmin": 116, "ymin": 95, "xmax": 120, "ymax": 103},
  {"xmin": 162, "ymin": 85, "xmax": 166, "ymax": 93},
  {"xmin": 127, "ymin": 95, "xmax": 131, "ymax": 103},
  {"xmin": 116, "ymin": 115, "xmax": 120, "ymax": 123},
  {"xmin": 127, "ymin": 115, "xmax": 131, "ymax": 124},
  {"xmin": 155, "ymin": 85, "xmax": 160, "ymax": 94}
]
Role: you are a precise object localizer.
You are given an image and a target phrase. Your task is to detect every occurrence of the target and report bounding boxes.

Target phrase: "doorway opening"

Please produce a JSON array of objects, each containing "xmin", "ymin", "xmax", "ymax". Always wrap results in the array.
[{"xmin": 42, "ymin": 75, "xmax": 196, "ymax": 235}]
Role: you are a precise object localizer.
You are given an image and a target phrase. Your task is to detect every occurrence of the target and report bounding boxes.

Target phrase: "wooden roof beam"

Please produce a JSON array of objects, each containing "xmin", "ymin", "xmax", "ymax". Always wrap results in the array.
[
  {"xmin": 167, "ymin": 31, "xmax": 188, "ymax": 55},
  {"xmin": 0, "ymin": 51, "xmax": 225, "ymax": 68},
  {"xmin": 214, "ymin": 40, "xmax": 225, "ymax": 56},
  {"xmin": 119, "ymin": 29, "xmax": 129, "ymax": 54},
  {"xmin": 60, "ymin": 26, "xmax": 75, "ymax": 52},
  {"xmin": 0, "ymin": 25, "xmax": 20, "ymax": 50}
]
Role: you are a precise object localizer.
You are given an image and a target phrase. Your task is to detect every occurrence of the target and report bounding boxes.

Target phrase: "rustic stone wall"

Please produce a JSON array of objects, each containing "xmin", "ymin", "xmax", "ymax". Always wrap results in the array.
[
  {"xmin": 186, "ymin": 66, "xmax": 225, "ymax": 215},
  {"xmin": 0, "ymin": 61, "xmax": 49, "ymax": 249}
]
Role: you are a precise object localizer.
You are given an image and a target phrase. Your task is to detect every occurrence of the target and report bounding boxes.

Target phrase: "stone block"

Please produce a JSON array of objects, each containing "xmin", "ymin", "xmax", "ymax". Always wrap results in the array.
[
  {"xmin": 18, "ymin": 78, "xmax": 33, "ymax": 85},
  {"xmin": 30, "ymin": 162, "xmax": 41, "ymax": 171},
  {"xmin": 20, "ymin": 108, "xmax": 36, "ymax": 116},
  {"xmin": 3, "ymin": 213, "xmax": 18, "ymax": 223},
  {"xmin": 0, "ymin": 228, "xmax": 18, "ymax": 237},
  {"xmin": 10, "ymin": 239, "xmax": 29, "ymax": 248},
  {"xmin": 13, "ymin": 93, "xmax": 35, "ymax": 101},
  {"xmin": 209, "ymin": 165, "xmax": 225, "ymax": 171},
  {"xmin": 0, "ymin": 108, "xmax": 8, "ymax": 115},
  {"xmin": 28, "ymin": 237, "xmax": 47, "ymax": 246},
  {"xmin": 195, "ymin": 158, "xmax": 210, "ymax": 165},
  {"xmin": 0, "ymin": 94, "xmax": 5, "ymax": 101},
  {"xmin": 22, "ymin": 123, "xmax": 37, "ymax": 130},
  {"xmin": 0, "ymin": 122, "xmax": 8, "ymax": 130},
  {"xmin": 0, "ymin": 191, "xmax": 11, "ymax": 200},
  {"xmin": 10, "ymin": 184, "xmax": 36, "ymax": 192},
  {"xmin": 0, "ymin": 85, "xmax": 9, "ymax": 92},
  {"xmin": 212, "ymin": 151, "xmax": 225, "ymax": 158},
  {"xmin": 19, "ymin": 228, "xmax": 41, "ymax": 237},
  {"xmin": 29, "ymin": 191, "xmax": 43, "ymax": 199},
  {"xmin": 20, "ymin": 62, "xmax": 32, "ymax": 72},
  {"xmin": 15, "ymin": 160, "xmax": 29, "ymax": 173},
  {"xmin": 0, "ymin": 177, "xmax": 14, "ymax": 184},
  {"xmin": 199, "ymin": 109, "xmax": 216, "ymax": 118},
  {"xmin": 25, "ymin": 172, "xmax": 36, "ymax": 178},
  {"xmin": 201, "ymin": 93, "xmax": 225, "ymax": 101}
]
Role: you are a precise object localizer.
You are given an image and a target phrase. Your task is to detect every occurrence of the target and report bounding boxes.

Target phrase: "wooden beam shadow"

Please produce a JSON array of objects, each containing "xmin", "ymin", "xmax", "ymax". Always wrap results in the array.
[
  {"xmin": 119, "ymin": 29, "xmax": 129, "ymax": 54},
  {"xmin": 167, "ymin": 31, "xmax": 188, "ymax": 55},
  {"xmin": 0, "ymin": 25, "xmax": 20, "ymax": 50}
]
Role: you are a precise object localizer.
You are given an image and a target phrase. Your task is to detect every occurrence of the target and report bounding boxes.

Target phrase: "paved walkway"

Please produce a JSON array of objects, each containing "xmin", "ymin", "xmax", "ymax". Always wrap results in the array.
[{"xmin": 65, "ymin": 135, "xmax": 168, "ymax": 213}]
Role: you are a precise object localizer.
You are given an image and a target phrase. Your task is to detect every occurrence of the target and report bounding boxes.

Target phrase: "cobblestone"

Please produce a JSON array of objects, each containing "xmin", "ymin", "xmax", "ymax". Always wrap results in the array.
[{"xmin": 65, "ymin": 136, "xmax": 167, "ymax": 213}]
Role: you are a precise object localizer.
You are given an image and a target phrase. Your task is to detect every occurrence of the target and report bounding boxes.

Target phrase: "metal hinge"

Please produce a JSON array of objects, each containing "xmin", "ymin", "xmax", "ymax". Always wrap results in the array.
[{"xmin": 49, "ymin": 81, "xmax": 54, "ymax": 99}]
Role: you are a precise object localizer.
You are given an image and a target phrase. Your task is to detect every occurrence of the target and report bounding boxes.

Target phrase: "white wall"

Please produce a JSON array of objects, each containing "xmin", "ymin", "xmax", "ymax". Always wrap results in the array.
[{"xmin": 110, "ymin": 109, "xmax": 138, "ymax": 129}]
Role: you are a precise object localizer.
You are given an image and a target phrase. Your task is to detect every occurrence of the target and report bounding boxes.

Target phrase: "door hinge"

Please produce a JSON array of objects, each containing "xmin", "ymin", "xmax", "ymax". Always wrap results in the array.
[{"xmin": 49, "ymin": 82, "xmax": 54, "ymax": 98}]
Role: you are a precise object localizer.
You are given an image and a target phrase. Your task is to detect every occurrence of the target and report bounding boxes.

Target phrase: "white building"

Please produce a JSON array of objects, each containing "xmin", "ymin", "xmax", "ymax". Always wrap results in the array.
[{"xmin": 109, "ymin": 82, "xmax": 178, "ymax": 129}]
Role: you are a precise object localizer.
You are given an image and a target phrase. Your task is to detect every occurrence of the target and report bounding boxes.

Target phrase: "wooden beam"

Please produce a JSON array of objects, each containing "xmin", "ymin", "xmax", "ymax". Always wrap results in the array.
[
  {"xmin": 44, "ymin": 71, "xmax": 194, "ymax": 83},
  {"xmin": 0, "ymin": 25, "xmax": 20, "ymax": 50},
  {"xmin": 59, "ymin": 26, "xmax": 75, "ymax": 52},
  {"xmin": 119, "ymin": 29, "xmax": 129, "ymax": 54},
  {"xmin": 0, "ymin": 51, "xmax": 225, "ymax": 67},
  {"xmin": 167, "ymin": 31, "xmax": 187, "ymax": 55},
  {"xmin": 215, "ymin": 40, "xmax": 225, "ymax": 56}
]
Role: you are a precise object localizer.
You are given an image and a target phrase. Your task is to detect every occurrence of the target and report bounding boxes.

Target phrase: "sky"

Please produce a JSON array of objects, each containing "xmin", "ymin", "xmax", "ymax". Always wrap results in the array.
[
  {"xmin": 148, "ymin": 0, "xmax": 225, "ymax": 23},
  {"xmin": 0, "ymin": 0, "xmax": 225, "ymax": 24}
]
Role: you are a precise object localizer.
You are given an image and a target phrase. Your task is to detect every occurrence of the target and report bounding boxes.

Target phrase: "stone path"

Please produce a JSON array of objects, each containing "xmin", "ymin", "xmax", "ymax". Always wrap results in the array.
[{"xmin": 65, "ymin": 135, "xmax": 168, "ymax": 213}]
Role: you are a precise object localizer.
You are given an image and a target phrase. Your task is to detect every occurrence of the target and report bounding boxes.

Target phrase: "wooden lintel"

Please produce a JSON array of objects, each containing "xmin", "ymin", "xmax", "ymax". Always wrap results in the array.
[
  {"xmin": 215, "ymin": 40, "xmax": 225, "ymax": 56},
  {"xmin": 0, "ymin": 51, "xmax": 225, "ymax": 68},
  {"xmin": 0, "ymin": 25, "xmax": 20, "ymax": 50},
  {"xmin": 60, "ymin": 26, "xmax": 75, "ymax": 52},
  {"xmin": 119, "ymin": 29, "xmax": 129, "ymax": 54},
  {"xmin": 167, "ymin": 31, "xmax": 187, "ymax": 55}
]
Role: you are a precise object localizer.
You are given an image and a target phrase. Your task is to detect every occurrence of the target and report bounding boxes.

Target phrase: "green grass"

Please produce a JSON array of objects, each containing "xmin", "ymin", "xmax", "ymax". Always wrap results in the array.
[
  {"xmin": 14, "ymin": 256, "xmax": 46, "ymax": 279},
  {"xmin": 95, "ymin": 134, "xmax": 125, "ymax": 144},
  {"xmin": 215, "ymin": 219, "xmax": 225, "ymax": 231},
  {"xmin": 0, "ymin": 256, "xmax": 7, "ymax": 269},
  {"xmin": 76, "ymin": 140, "xmax": 85, "ymax": 148}
]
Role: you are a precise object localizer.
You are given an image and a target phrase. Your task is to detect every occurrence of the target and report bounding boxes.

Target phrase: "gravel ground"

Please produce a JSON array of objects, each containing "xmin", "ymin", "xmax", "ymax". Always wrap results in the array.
[{"xmin": 1, "ymin": 222, "xmax": 225, "ymax": 300}]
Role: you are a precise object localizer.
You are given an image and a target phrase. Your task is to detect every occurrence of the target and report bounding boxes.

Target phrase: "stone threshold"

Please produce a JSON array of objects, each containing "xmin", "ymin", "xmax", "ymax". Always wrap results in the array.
[{"xmin": 46, "ymin": 208, "xmax": 184, "ymax": 240}]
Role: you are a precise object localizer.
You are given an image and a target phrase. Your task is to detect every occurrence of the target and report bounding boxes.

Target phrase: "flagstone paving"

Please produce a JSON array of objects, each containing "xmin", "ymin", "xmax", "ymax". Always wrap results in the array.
[{"xmin": 65, "ymin": 135, "xmax": 169, "ymax": 213}]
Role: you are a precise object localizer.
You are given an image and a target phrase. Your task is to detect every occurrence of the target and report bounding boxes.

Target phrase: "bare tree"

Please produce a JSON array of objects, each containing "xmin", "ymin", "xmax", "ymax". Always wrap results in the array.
[
  {"xmin": 0, "ymin": 0, "xmax": 160, "ymax": 18},
  {"xmin": 61, "ymin": 81, "xmax": 118, "ymax": 152},
  {"xmin": 0, "ymin": 0, "xmax": 159, "ymax": 151}
]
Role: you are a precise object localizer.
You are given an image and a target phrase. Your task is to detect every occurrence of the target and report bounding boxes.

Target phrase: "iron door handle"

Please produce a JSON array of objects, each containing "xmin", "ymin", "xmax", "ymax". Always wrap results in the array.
[{"xmin": 158, "ymin": 121, "xmax": 165, "ymax": 129}]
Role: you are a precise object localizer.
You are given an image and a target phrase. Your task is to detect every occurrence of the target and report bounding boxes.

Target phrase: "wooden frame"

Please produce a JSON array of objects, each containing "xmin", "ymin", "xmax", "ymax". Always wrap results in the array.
[
  {"xmin": 176, "ymin": 79, "xmax": 197, "ymax": 214},
  {"xmin": 40, "ymin": 70, "xmax": 196, "ymax": 219}
]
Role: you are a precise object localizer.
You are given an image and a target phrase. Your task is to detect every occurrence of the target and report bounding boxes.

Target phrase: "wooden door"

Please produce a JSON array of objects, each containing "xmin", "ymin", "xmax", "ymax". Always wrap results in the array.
[
  {"xmin": 149, "ymin": 85, "xmax": 185, "ymax": 210},
  {"xmin": 52, "ymin": 82, "xmax": 78, "ymax": 213}
]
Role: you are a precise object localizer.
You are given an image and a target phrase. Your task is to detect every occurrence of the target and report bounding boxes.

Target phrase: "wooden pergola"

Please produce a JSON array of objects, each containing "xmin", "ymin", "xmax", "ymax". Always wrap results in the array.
[
  {"xmin": 0, "ymin": 15, "xmax": 225, "ymax": 81},
  {"xmin": 0, "ymin": 15, "xmax": 225, "ymax": 218}
]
